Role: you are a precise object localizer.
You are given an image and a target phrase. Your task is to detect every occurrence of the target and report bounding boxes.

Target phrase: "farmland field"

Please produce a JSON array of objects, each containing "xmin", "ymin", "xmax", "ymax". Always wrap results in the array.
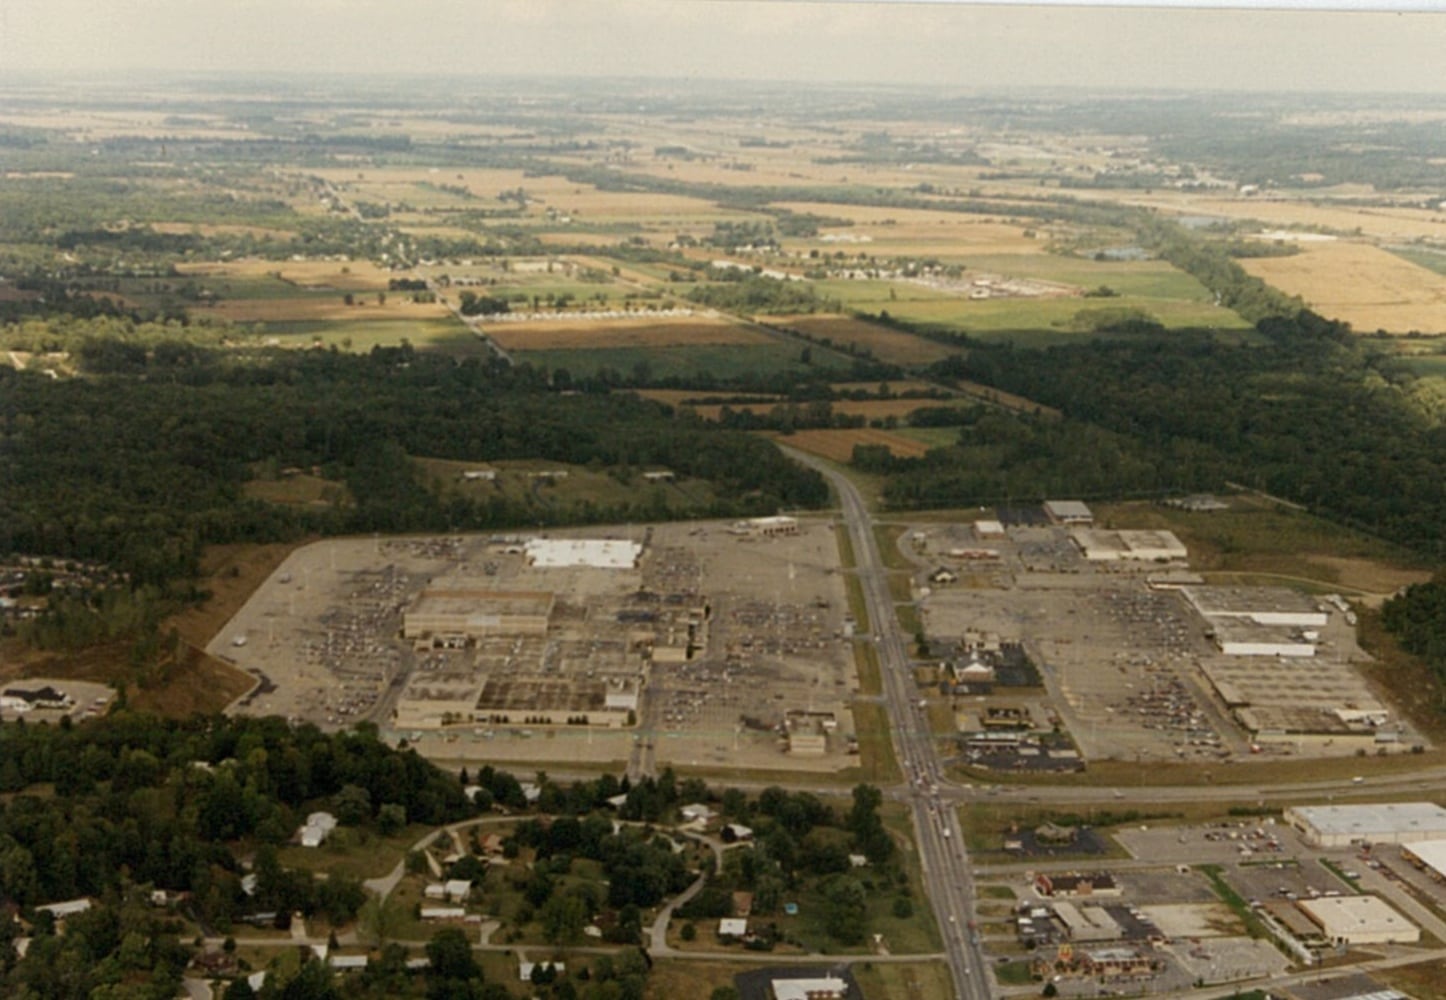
[
  {"xmin": 483, "ymin": 315, "xmax": 771, "ymax": 350},
  {"xmin": 759, "ymin": 313, "xmax": 961, "ymax": 364},
  {"xmin": 195, "ymin": 295, "xmax": 450, "ymax": 324},
  {"xmin": 1240, "ymin": 240, "xmax": 1446, "ymax": 333},
  {"xmin": 767, "ymin": 427, "xmax": 933, "ymax": 462}
]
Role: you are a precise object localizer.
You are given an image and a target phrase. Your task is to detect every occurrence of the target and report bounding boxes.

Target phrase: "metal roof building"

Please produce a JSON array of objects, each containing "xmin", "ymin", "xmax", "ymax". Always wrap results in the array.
[{"xmin": 1285, "ymin": 803, "xmax": 1446, "ymax": 847}]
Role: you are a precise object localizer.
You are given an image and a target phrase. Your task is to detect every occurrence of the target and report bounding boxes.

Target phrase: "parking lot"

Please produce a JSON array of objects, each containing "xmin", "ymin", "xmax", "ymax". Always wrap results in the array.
[{"xmin": 211, "ymin": 519, "xmax": 861, "ymax": 773}]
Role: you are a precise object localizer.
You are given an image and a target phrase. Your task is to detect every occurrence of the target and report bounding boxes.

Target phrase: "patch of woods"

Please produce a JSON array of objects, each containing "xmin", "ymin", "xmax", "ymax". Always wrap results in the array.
[
  {"xmin": 857, "ymin": 310, "xmax": 1445, "ymax": 561},
  {"xmin": 674, "ymin": 784, "xmax": 902, "ymax": 950},
  {"xmin": 1383, "ymin": 573, "xmax": 1446, "ymax": 684},
  {"xmin": 0, "ymin": 716, "xmax": 470, "ymax": 997}
]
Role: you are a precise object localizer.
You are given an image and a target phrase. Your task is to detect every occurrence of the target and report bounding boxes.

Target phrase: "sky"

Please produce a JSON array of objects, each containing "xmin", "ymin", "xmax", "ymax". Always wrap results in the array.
[{"xmin": 3, "ymin": 0, "xmax": 1445, "ymax": 94}]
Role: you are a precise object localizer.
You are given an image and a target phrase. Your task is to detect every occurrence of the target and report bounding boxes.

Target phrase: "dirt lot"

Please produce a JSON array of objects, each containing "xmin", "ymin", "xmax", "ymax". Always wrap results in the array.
[
  {"xmin": 1239, "ymin": 241, "xmax": 1446, "ymax": 333},
  {"xmin": 484, "ymin": 315, "xmax": 770, "ymax": 350}
]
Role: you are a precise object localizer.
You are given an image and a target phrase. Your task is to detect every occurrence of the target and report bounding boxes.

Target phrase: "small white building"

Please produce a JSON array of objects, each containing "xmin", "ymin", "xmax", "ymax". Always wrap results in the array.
[
  {"xmin": 973, "ymin": 519, "xmax": 1006, "ymax": 538},
  {"xmin": 37, "ymin": 898, "xmax": 92, "ymax": 919},
  {"xmin": 420, "ymin": 907, "xmax": 467, "ymax": 921},
  {"xmin": 719, "ymin": 917, "xmax": 749, "ymax": 937},
  {"xmin": 299, "ymin": 811, "xmax": 338, "ymax": 848}
]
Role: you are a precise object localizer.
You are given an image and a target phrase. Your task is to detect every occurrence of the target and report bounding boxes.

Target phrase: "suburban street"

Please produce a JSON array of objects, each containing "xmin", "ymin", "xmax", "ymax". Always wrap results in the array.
[{"xmin": 783, "ymin": 447, "xmax": 994, "ymax": 1000}]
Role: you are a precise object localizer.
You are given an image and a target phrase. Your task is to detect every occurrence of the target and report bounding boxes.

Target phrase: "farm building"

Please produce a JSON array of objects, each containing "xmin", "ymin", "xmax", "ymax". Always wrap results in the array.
[
  {"xmin": 1286, "ymin": 803, "xmax": 1446, "ymax": 847},
  {"xmin": 1069, "ymin": 529, "xmax": 1187, "ymax": 563},
  {"xmin": 1296, "ymin": 896, "xmax": 1418, "ymax": 946},
  {"xmin": 973, "ymin": 519, "xmax": 1006, "ymax": 538},
  {"xmin": 718, "ymin": 918, "xmax": 748, "ymax": 937},
  {"xmin": 402, "ymin": 589, "xmax": 554, "ymax": 646},
  {"xmin": 1043, "ymin": 500, "xmax": 1093, "ymax": 525},
  {"xmin": 524, "ymin": 538, "xmax": 641, "ymax": 569}
]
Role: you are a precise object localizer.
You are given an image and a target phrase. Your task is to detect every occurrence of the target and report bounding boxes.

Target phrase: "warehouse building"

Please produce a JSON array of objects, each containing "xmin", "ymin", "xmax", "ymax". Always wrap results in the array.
[
  {"xmin": 1401, "ymin": 839, "xmax": 1446, "ymax": 881},
  {"xmin": 1285, "ymin": 803, "xmax": 1446, "ymax": 847},
  {"xmin": 1069, "ymin": 528, "xmax": 1188, "ymax": 563},
  {"xmin": 1296, "ymin": 896, "xmax": 1418, "ymax": 946}
]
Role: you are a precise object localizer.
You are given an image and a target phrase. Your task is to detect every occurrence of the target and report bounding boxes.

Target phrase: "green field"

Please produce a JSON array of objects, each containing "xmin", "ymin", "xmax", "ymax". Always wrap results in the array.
[
  {"xmin": 258, "ymin": 317, "xmax": 478, "ymax": 352},
  {"xmin": 1389, "ymin": 246, "xmax": 1446, "ymax": 278}
]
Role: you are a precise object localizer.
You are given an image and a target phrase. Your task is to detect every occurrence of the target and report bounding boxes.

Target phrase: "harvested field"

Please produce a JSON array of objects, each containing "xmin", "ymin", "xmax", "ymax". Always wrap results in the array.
[
  {"xmin": 1239, "ymin": 241, "xmax": 1446, "ymax": 333},
  {"xmin": 484, "ymin": 316, "xmax": 770, "ymax": 350},
  {"xmin": 768, "ymin": 427, "xmax": 932, "ymax": 462},
  {"xmin": 759, "ymin": 313, "xmax": 959, "ymax": 364},
  {"xmin": 175, "ymin": 257, "xmax": 395, "ymax": 290},
  {"xmin": 196, "ymin": 296, "xmax": 450, "ymax": 323}
]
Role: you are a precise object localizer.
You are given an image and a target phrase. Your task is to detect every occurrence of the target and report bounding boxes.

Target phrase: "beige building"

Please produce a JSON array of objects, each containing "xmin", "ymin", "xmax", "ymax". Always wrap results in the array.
[{"xmin": 1297, "ymin": 895, "xmax": 1418, "ymax": 946}]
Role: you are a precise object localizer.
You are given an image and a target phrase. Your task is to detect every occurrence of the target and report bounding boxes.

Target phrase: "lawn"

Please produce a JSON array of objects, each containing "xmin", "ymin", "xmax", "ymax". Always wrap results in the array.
[
  {"xmin": 278, "ymin": 823, "xmax": 434, "ymax": 882},
  {"xmin": 853, "ymin": 961, "xmax": 955, "ymax": 1000}
]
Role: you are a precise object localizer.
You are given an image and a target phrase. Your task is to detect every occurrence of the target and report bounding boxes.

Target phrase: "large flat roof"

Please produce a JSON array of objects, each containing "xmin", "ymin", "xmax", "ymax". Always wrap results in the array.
[
  {"xmin": 1405, "ymin": 838, "xmax": 1446, "ymax": 879},
  {"xmin": 1297, "ymin": 895, "xmax": 1416, "ymax": 939},
  {"xmin": 525, "ymin": 538, "xmax": 641, "ymax": 569},
  {"xmin": 1290, "ymin": 803, "xmax": 1446, "ymax": 838}
]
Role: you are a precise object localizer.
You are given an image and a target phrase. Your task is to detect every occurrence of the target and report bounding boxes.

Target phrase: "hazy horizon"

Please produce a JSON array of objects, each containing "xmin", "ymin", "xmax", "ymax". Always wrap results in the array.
[{"xmin": 3, "ymin": 1, "xmax": 1445, "ymax": 96}]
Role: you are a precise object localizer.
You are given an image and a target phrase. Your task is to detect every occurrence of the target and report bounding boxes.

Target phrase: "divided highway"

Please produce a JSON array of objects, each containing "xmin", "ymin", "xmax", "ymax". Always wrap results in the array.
[{"xmin": 782, "ymin": 448, "xmax": 994, "ymax": 1000}]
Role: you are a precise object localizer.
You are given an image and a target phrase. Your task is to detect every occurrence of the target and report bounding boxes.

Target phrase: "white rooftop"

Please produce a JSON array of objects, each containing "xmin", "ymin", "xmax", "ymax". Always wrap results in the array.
[
  {"xmin": 525, "ymin": 538, "xmax": 641, "ymax": 569},
  {"xmin": 1408, "ymin": 839, "xmax": 1446, "ymax": 877},
  {"xmin": 719, "ymin": 917, "xmax": 748, "ymax": 936},
  {"xmin": 1292, "ymin": 802, "xmax": 1446, "ymax": 837},
  {"xmin": 773, "ymin": 975, "xmax": 848, "ymax": 1000},
  {"xmin": 1298, "ymin": 895, "xmax": 1417, "ymax": 939}
]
